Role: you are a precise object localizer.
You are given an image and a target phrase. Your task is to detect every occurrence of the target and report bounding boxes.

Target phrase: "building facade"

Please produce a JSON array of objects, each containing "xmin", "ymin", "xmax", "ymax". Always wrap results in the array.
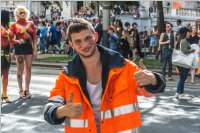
[{"xmin": 1, "ymin": 0, "xmax": 92, "ymax": 20}]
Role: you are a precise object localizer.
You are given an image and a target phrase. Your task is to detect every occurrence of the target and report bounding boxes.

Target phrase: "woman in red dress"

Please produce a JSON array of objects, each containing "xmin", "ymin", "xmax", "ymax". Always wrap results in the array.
[
  {"xmin": 10, "ymin": 6, "xmax": 37, "ymax": 98},
  {"xmin": 1, "ymin": 10, "xmax": 11, "ymax": 103}
]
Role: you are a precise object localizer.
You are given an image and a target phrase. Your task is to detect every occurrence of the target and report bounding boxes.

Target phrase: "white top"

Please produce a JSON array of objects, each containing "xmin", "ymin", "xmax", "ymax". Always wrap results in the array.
[
  {"xmin": 191, "ymin": 44, "xmax": 199, "ymax": 69},
  {"xmin": 86, "ymin": 81, "xmax": 102, "ymax": 133}
]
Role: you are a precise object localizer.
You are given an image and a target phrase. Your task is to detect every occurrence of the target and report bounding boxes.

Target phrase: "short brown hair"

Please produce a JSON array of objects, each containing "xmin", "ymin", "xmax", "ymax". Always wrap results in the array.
[
  {"xmin": 108, "ymin": 26, "xmax": 115, "ymax": 31},
  {"xmin": 124, "ymin": 22, "xmax": 130, "ymax": 27},
  {"xmin": 67, "ymin": 18, "xmax": 95, "ymax": 41},
  {"xmin": 165, "ymin": 21, "xmax": 173, "ymax": 27}
]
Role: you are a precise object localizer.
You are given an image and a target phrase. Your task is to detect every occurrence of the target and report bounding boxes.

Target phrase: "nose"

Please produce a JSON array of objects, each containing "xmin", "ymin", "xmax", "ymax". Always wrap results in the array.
[{"xmin": 80, "ymin": 41, "xmax": 89, "ymax": 48}]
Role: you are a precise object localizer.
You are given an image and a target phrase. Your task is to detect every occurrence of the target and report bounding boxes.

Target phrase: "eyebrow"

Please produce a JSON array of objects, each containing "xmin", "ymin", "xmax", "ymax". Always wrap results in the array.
[
  {"xmin": 74, "ymin": 35, "xmax": 92, "ymax": 42},
  {"xmin": 84, "ymin": 35, "xmax": 92, "ymax": 40},
  {"xmin": 74, "ymin": 39, "xmax": 81, "ymax": 43}
]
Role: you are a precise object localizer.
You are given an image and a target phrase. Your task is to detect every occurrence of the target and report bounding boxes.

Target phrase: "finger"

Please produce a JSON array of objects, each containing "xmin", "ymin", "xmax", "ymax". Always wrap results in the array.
[
  {"xmin": 74, "ymin": 103, "xmax": 83, "ymax": 108},
  {"xmin": 135, "ymin": 76, "xmax": 145, "ymax": 83},
  {"xmin": 136, "ymin": 79, "xmax": 150, "ymax": 87},
  {"xmin": 134, "ymin": 70, "xmax": 145, "ymax": 79},
  {"xmin": 73, "ymin": 109, "xmax": 83, "ymax": 114},
  {"xmin": 68, "ymin": 92, "xmax": 74, "ymax": 103},
  {"xmin": 71, "ymin": 108, "xmax": 83, "ymax": 118},
  {"xmin": 134, "ymin": 70, "xmax": 142, "ymax": 78},
  {"xmin": 72, "ymin": 113, "xmax": 82, "ymax": 118},
  {"xmin": 74, "ymin": 106, "xmax": 83, "ymax": 111},
  {"xmin": 134, "ymin": 73, "xmax": 145, "ymax": 80},
  {"xmin": 71, "ymin": 112, "xmax": 82, "ymax": 118},
  {"xmin": 135, "ymin": 77, "xmax": 146, "ymax": 83},
  {"xmin": 139, "ymin": 60, "xmax": 146, "ymax": 70}
]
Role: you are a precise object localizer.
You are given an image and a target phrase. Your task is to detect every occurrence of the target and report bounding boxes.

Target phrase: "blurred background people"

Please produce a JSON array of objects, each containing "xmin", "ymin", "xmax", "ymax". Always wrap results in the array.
[
  {"xmin": 188, "ymin": 25, "xmax": 200, "ymax": 83},
  {"xmin": 10, "ymin": 6, "xmax": 37, "ymax": 98},
  {"xmin": 150, "ymin": 25, "xmax": 159, "ymax": 57},
  {"xmin": 1, "ymin": 9, "xmax": 12, "ymax": 103},
  {"xmin": 108, "ymin": 26, "xmax": 119, "ymax": 52},
  {"xmin": 118, "ymin": 30, "xmax": 130, "ymax": 58},
  {"xmin": 94, "ymin": 17, "xmax": 103, "ymax": 45},
  {"xmin": 159, "ymin": 22, "xmax": 175, "ymax": 80},
  {"xmin": 175, "ymin": 27, "xmax": 195, "ymax": 99}
]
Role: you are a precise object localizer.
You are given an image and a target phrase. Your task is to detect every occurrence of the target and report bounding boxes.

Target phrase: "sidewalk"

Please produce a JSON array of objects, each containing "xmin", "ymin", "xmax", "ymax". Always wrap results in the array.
[
  {"xmin": 11, "ymin": 54, "xmax": 200, "ymax": 78},
  {"xmin": 11, "ymin": 54, "xmax": 66, "ymax": 68},
  {"xmin": 13, "ymin": 53, "xmax": 161, "ymax": 68}
]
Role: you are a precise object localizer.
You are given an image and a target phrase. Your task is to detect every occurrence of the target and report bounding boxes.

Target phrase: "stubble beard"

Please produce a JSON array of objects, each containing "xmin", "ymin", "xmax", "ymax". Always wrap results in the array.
[{"xmin": 79, "ymin": 45, "xmax": 97, "ymax": 59}]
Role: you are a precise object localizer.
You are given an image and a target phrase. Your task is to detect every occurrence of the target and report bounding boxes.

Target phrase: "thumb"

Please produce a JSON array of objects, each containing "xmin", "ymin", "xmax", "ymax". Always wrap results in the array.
[
  {"xmin": 139, "ymin": 59, "xmax": 146, "ymax": 70},
  {"xmin": 68, "ymin": 92, "xmax": 74, "ymax": 103}
]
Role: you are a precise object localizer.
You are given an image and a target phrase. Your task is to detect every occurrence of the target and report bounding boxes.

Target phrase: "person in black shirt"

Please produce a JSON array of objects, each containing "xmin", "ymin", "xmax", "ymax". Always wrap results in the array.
[
  {"xmin": 132, "ymin": 23, "xmax": 144, "ymax": 67},
  {"xmin": 132, "ymin": 23, "xmax": 144, "ymax": 59},
  {"xmin": 188, "ymin": 25, "xmax": 199, "ymax": 44},
  {"xmin": 94, "ymin": 18, "xmax": 103, "ymax": 45},
  {"xmin": 114, "ymin": 19, "xmax": 123, "ymax": 38},
  {"xmin": 118, "ymin": 30, "xmax": 130, "ymax": 58},
  {"xmin": 124, "ymin": 22, "xmax": 135, "ymax": 60}
]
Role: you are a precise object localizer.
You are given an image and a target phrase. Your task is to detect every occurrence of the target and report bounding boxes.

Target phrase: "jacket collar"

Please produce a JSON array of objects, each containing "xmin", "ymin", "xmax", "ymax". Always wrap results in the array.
[{"xmin": 63, "ymin": 45, "xmax": 125, "ymax": 104}]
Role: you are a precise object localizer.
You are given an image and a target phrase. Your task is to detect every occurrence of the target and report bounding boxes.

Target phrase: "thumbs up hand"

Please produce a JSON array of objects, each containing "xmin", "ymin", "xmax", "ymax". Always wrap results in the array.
[
  {"xmin": 134, "ymin": 60, "xmax": 157, "ymax": 87},
  {"xmin": 56, "ymin": 92, "xmax": 83, "ymax": 119}
]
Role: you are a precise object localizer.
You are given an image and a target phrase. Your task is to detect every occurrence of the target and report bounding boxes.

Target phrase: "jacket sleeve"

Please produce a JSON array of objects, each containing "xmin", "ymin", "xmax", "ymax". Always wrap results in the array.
[
  {"xmin": 44, "ymin": 103, "xmax": 65, "ymax": 125},
  {"xmin": 43, "ymin": 72, "xmax": 66, "ymax": 124},
  {"xmin": 143, "ymin": 72, "xmax": 166, "ymax": 94},
  {"xmin": 181, "ymin": 39, "xmax": 194, "ymax": 54}
]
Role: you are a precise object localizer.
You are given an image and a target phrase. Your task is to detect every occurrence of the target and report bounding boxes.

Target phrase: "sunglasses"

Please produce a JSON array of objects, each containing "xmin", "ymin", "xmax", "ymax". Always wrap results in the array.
[{"xmin": 20, "ymin": 12, "xmax": 25, "ymax": 14}]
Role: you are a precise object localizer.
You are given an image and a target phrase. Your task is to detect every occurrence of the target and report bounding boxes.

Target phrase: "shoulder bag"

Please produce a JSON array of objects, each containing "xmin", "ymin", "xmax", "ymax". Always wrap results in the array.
[{"xmin": 172, "ymin": 40, "xmax": 195, "ymax": 68}]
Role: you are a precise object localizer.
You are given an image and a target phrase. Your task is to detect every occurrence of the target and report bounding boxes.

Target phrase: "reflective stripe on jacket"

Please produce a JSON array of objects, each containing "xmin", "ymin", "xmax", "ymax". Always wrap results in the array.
[{"xmin": 45, "ymin": 45, "xmax": 165, "ymax": 133}]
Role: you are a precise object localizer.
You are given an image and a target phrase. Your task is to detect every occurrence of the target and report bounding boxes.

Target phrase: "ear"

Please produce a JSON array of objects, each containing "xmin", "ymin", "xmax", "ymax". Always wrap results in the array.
[
  {"xmin": 94, "ymin": 32, "xmax": 99, "ymax": 42},
  {"xmin": 69, "ymin": 41, "xmax": 73, "ymax": 47}
]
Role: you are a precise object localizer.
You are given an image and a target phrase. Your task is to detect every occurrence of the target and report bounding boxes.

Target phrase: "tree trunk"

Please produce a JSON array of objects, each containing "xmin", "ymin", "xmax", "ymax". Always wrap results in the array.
[
  {"xmin": 157, "ymin": 1, "xmax": 165, "ymax": 33},
  {"xmin": 101, "ymin": 2, "xmax": 111, "ymax": 47},
  {"xmin": 44, "ymin": 8, "xmax": 46, "ymax": 17}
]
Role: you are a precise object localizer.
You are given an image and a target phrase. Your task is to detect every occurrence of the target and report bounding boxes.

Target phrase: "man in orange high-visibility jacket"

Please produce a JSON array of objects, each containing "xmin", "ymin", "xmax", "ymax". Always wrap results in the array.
[{"xmin": 44, "ymin": 18, "xmax": 166, "ymax": 133}]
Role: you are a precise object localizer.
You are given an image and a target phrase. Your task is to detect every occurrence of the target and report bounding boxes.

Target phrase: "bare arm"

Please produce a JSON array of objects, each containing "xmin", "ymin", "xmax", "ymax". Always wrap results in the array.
[
  {"xmin": 174, "ymin": 32, "xmax": 178, "ymax": 48},
  {"xmin": 49, "ymin": 32, "xmax": 52, "ymax": 40},
  {"xmin": 159, "ymin": 33, "xmax": 170, "ymax": 45}
]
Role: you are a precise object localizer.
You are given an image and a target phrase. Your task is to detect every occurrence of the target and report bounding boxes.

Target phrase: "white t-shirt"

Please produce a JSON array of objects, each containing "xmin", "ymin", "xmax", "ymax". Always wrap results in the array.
[
  {"xmin": 86, "ymin": 81, "xmax": 102, "ymax": 133},
  {"xmin": 191, "ymin": 44, "xmax": 199, "ymax": 69}
]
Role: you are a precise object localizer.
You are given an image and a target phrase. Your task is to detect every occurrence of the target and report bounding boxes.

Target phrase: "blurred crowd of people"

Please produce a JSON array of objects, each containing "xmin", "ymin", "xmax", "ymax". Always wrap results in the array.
[
  {"xmin": 30, "ymin": 5, "xmax": 97, "ymax": 55},
  {"xmin": 74, "ymin": 6, "xmax": 95, "ymax": 18},
  {"xmin": 31, "ymin": 10, "xmax": 200, "ymax": 83},
  {"xmin": 100, "ymin": 18, "xmax": 200, "ymax": 99},
  {"xmin": 11, "ymin": 5, "xmax": 200, "ymax": 78}
]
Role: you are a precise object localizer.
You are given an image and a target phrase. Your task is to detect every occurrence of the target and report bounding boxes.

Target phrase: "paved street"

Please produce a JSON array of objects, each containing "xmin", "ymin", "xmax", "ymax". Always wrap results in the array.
[
  {"xmin": 1, "ymin": 65, "xmax": 200, "ymax": 133},
  {"xmin": 1, "ymin": 66, "xmax": 63, "ymax": 133}
]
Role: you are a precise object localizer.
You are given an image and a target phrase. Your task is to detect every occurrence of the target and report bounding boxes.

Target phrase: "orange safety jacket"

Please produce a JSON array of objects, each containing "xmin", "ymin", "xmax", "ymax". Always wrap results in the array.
[{"xmin": 44, "ymin": 45, "xmax": 165, "ymax": 133}]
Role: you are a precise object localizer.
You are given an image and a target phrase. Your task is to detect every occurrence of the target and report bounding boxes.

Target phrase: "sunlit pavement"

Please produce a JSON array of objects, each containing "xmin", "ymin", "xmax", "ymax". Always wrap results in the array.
[
  {"xmin": 140, "ymin": 79, "xmax": 200, "ymax": 133},
  {"xmin": 1, "ymin": 66, "xmax": 200, "ymax": 133}
]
